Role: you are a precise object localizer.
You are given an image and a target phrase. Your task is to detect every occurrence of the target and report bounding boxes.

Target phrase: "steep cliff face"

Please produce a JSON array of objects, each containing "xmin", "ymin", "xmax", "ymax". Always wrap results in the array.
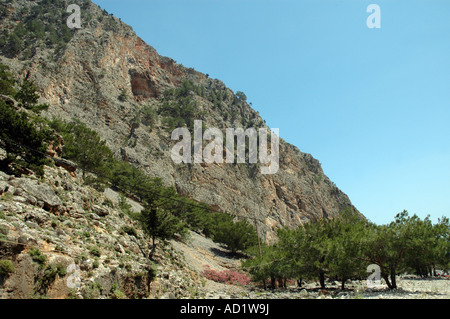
[{"xmin": 0, "ymin": 0, "xmax": 359, "ymax": 242}]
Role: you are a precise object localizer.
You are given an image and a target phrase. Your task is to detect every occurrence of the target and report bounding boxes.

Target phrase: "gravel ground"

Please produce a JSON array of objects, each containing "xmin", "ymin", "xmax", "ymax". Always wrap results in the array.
[{"xmin": 195, "ymin": 277, "xmax": 450, "ymax": 299}]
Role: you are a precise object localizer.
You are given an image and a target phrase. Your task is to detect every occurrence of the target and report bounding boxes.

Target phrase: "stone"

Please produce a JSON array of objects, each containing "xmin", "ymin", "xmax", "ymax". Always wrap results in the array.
[
  {"xmin": 24, "ymin": 211, "xmax": 49, "ymax": 226},
  {"xmin": 13, "ymin": 178, "xmax": 62, "ymax": 212},
  {"xmin": 0, "ymin": 171, "xmax": 9, "ymax": 181},
  {"xmin": 0, "ymin": 181, "xmax": 8, "ymax": 194},
  {"xmin": 12, "ymin": 196, "xmax": 27, "ymax": 204},
  {"xmin": 92, "ymin": 205, "xmax": 109, "ymax": 217}
]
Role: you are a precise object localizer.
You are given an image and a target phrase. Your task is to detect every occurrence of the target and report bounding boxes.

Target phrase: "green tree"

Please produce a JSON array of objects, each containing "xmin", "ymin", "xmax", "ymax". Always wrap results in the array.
[
  {"xmin": 0, "ymin": 64, "xmax": 16, "ymax": 96},
  {"xmin": 140, "ymin": 104, "xmax": 157, "ymax": 127},
  {"xmin": 213, "ymin": 218, "xmax": 258, "ymax": 254},
  {"xmin": 0, "ymin": 100, "xmax": 52, "ymax": 176},
  {"xmin": 401, "ymin": 214, "xmax": 450, "ymax": 277},
  {"xmin": 326, "ymin": 210, "xmax": 367, "ymax": 289},
  {"xmin": 236, "ymin": 91, "xmax": 247, "ymax": 102},
  {"xmin": 7, "ymin": 33, "xmax": 23, "ymax": 57},
  {"xmin": 159, "ymin": 81, "xmax": 205, "ymax": 131},
  {"xmin": 15, "ymin": 78, "xmax": 38, "ymax": 108},
  {"xmin": 49, "ymin": 119, "xmax": 113, "ymax": 180},
  {"xmin": 15, "ymin": 78, "xmax": 48, "ymax": 112},
  {"xmin": 242, "ymin": 244, "xmax": 285, "ymax": 289},
  {"xmin": 300, "ymin": 219, "xmax": 333, "ymax": 289},
  {"xmin": 432, "ymin": 217, "xmax": 450, "ymax": 273},
  {"xmin": 277, "ymin": 226, "xmax": 309, "ymax": 287},
  {"xmin": 138, "ymin": 206, "xmax": 187, "ymax": 259},
  {"xmin": 361, "ymin": 210, "xmax": 415, "ymax": 289}
]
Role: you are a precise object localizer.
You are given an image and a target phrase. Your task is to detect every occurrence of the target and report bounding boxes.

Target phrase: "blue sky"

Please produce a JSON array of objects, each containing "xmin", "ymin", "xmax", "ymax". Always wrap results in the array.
[{"xmin": 92, "ymin": 0, "xmax": 450, "ymax": 225}]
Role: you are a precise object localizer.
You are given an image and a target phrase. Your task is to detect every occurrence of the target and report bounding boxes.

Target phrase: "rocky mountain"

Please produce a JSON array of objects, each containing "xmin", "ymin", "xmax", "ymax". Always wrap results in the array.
[{"xmin": 0, "ymin": 0, "xmax": 360, "ymax": 243}]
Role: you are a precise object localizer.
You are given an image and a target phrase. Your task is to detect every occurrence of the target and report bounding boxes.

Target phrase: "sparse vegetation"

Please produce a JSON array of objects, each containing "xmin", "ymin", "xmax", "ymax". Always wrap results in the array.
[
  {"xmin": 29, "ymin": 248, "xmax": 47, "ymax": 267},
  {"xmin": 0, "ymin": 0, "xmax": 76, "ymax": 59},
  {"xmin": 88, "ymin": 246, "xmax": 101, "ymax": 257},
  {"xmin": 0, "ymin": 259, "xmax": 14, "ymax": 276},
  {"xmin": 159, "ymin": 80, "xmax": 205, "ymax": 131}
]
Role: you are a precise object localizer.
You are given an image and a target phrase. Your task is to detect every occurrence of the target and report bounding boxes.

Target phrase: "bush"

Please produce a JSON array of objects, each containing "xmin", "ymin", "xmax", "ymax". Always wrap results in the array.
[
  {"xmin": 121, "ymin": 225, "xmax": 138, "ymax": 237},
  {"xmin": 88, "ymin": 246, "xmax": 101, "ymax": 257},
  {"xmin": 37, "ymin": 262, "xmax": 67, "ymax": 294},
  {"xmin": 140, "ymin": 104, "xmax": 157, "ymax": 127},
  {"xmin": 118, "ymin": 88, "xmax": 128, "ymax": 102},
  {"xmin": 0, "ymin": 259, "xmax": 14, "ymax": 276},
  {"xmin": 201, "ymin": 265, "xmax": 251, "ymax": 286},
  {"xmin": 29, "ymin": 248, "xmax": 47, "ymax": 267},
  {"xmin": 236, "ymin": 91, "xmax": 247, "ymax": 102}
]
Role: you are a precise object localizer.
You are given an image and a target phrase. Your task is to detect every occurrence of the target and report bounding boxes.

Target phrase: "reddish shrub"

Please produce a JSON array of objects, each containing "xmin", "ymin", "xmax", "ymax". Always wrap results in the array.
[{"xmin": 201, "ymin": 265, "xmax": 251, "ymax": 286}]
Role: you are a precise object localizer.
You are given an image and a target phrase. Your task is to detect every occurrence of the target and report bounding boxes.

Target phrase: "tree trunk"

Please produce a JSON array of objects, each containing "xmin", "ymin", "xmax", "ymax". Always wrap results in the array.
[
  {"xmin": 277, "ymin": 277, "xmax": 283, "ymax": 289},
  {"xmin": 382, "ymin": 273, "xmax": 393, "ymax": 289},
  {"xmin": 319, "ymin": 271, "xmax": 326, "ymax": 289},
  {"xmin": 270, "ymin": 276, "xmax": 276, "ymax": 289},
  {"xmin": 148, "ymin": 236, "xmax": 157, "ymax": 260},
  {"xmin": 297, "ymin": 278, "xmax": 303, "ymax": 288},
  {"xmin": 341, "ymin": 277, "xmax": 346, "ymax": 290},
  {"xmin": 390, "ymin": 270, "xmax": 397, "ymax": 289}
]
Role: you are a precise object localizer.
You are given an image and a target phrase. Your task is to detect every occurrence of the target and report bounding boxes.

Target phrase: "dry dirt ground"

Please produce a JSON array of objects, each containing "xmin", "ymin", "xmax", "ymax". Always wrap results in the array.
[{"xmin": 171, "ymin": 231, "xmax": 450, "ymax": 299}]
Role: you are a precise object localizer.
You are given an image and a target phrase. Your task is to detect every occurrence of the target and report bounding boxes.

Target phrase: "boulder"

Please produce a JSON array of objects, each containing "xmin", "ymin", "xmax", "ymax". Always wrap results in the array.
[
  {"xmin": 12, "ymin": 178, "xmax": 62, "ymax": 213},
  {"xmin": 92, "ymin": 204, "xmax": 110, "ymax": 217},
  {"xmin": 0, "ymin": 181, "xmax": 8, "ymax": 194}
]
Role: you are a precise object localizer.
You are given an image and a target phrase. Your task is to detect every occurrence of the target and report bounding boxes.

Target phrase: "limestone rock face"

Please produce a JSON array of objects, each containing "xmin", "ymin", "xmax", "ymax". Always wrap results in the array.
[{"xmin": 0, "ymin": 0, "xmax": 360, "ymax": 242}]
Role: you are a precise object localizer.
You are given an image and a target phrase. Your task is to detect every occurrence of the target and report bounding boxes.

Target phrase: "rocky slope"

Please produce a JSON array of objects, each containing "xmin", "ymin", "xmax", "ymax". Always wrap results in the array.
[
  {"xmin": 0, "ymin": 165, "xmax": 205, "ymax": 299},
  {"xmin": 0, "ymin": 0, "xmax": 359, "ymax": 244}
]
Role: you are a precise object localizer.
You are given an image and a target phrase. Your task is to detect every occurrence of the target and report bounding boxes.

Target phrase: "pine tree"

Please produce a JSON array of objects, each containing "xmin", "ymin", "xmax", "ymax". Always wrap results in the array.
[
  {"xmin": 0, "ymin": 100, "xmax": 51, "ymax": 176},
  {"xmin": 0, "ymin": 64, "xmax": 16, "ymax": 96},
  {"xmin": 138, "ymin": 206, "xmax": 186, "ymax": 259},
  {"xmin": 326, "ymin": 210, "xmax": 367, "ymax": 289},
  {"xmin": 50, "ymin": 119, "xmax": 113, "ymax": 179},
  {"xmin": 213, "ymin": 218, "xmax": 258, "ymax": 254}
]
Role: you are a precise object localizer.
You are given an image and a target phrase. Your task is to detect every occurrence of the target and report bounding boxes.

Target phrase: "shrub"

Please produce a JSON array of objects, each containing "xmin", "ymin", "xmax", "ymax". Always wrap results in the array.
[
  {"xmin": 236, "ymin": 91, "xmax": 247, "ymax": 102},
  {"xmin": 140, "ymin": 104, "xmax": 157, "ymax": 127},
  {"xmin": 37, "ymin": 263, "xmax": 67, "ymax": 294},
  {"xmin": 0, "ymin": 259, "xmax": 14, "ymax": 276},
  {"xmin": 201, "ymin": 265, "xmax": 251, "ymax": 286},
  {"xmin": 88, "ymin": 246, "xmax": 101, "ymax": 257},
  {"xmin": 118, "ymin": 88, "xmax": 128, "ymax": 102},
  {"xmin": 121, "ymin": 225, "xmax": 138, "ymax": 237},
  {"xmin": 111, "ymin": 283, "xmax": 126, "ymax": 299},
  {"xmin": 29, "ymin": 248, "xmax": 47, "ymax": 266},
  {"xmin": 0, "ymin": 63, "xmax": 16, "ymax": 96}
]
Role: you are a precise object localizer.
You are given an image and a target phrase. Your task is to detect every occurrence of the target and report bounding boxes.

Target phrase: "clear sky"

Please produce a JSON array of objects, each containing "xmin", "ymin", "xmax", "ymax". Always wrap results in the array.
[{"xmin": 92, "ymin": 0, "xmax": 450, "ymax": 225}]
